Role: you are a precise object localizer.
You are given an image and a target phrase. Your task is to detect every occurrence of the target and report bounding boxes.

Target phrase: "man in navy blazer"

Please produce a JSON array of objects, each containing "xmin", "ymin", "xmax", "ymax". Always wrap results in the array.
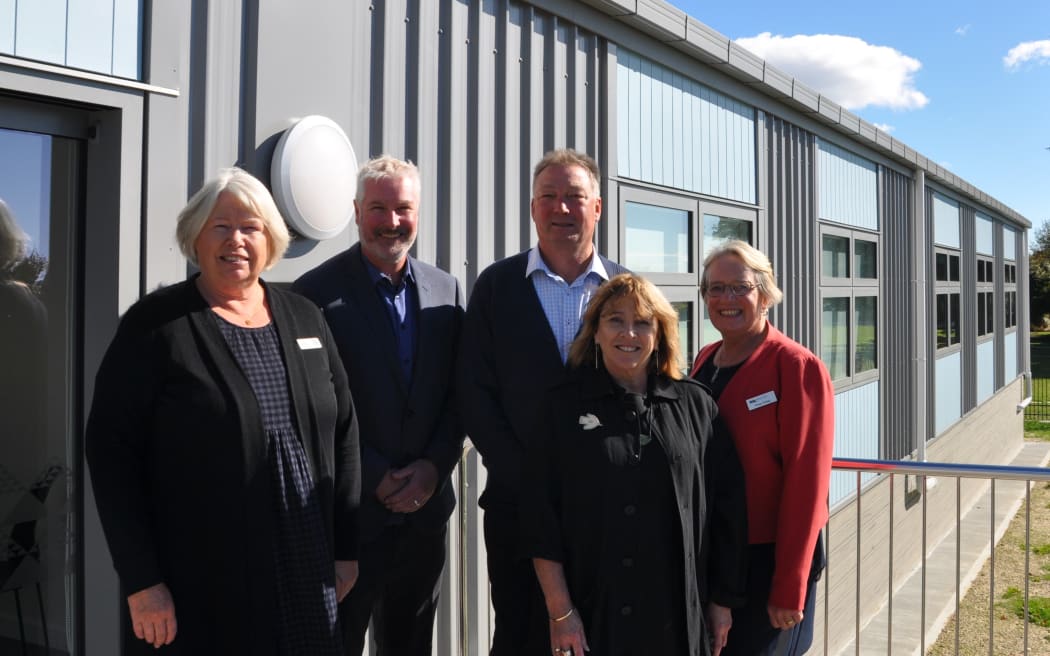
[
  {"xmin": 457, "ymin": 149, "xmax": 627, "ymax": 655},
  {"xmin": 293, "ymin": 155, "xmax": 464, "ymax": 656}
]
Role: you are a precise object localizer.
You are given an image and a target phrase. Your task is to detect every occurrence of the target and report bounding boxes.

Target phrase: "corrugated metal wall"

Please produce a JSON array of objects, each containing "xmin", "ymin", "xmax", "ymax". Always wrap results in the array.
[
  {"xmin": 764, "ymin": 114, "xmax": 817, "ymax": 349},
  {"xmin": 881, "ymin": 167, "xmax": 915, "ymax": 459},
  {"xmin": 817, "ymin": 140, "xmax": 878, "ymax": 230},
  {"xmin": 358, "ymin": 0, "xmax": 604, "ymax": 288},
  {"xmin": 615, "ymin": 49, "xmax": 756, "ymax": 204}
]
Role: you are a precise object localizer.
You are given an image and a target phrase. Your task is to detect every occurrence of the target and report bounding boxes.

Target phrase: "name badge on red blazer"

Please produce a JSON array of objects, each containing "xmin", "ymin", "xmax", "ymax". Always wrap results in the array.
[{"xmin": 746, "ymin": 390, "xmax": 778, "ymax": 411}]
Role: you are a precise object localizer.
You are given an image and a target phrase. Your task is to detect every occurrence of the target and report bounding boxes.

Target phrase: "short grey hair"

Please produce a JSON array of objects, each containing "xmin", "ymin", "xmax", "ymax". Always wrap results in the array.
[
  {"xmin": 700, "ymin": 239, "xmax": 784, "ymax": 307},
  {"xmin": 175, "ymin": 168, "xmax": 291, "ymax": 269},
  {"xmin": 532, "ymin": 149, "xmax": 601, "ymax": 196},
  {"xmin": 355, "ymin": 155, "xmax": 421, "ymax": 203},
  {"xmin": 0, "ymin": 198, "xmax": 27, "ymax": 272}
]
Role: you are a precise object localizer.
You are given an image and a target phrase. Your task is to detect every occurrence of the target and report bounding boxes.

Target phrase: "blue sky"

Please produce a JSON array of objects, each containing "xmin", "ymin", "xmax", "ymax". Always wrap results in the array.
[{"xmin": 668, "ymin": 0, "xmax": 1050, "ymax": 237}]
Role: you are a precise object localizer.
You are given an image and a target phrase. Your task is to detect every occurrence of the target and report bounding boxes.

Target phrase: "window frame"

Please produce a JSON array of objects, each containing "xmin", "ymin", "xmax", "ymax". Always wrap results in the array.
[{"xmin": 818, "ymin": 224, "xmax": 881, "ymax": 387}]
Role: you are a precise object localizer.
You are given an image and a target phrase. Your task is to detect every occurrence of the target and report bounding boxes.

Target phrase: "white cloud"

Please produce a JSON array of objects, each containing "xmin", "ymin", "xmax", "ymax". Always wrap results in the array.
[
  {"xmin": 873, "ymin": 123, "xmax": 894, "ymax": 133},
  {"xmin": 954, "ymin": 25, "xmax": 970, "ymax": 37},
  {"xmin": 735, "ymin": 32, "xmax": 929, "ymax": 111},
  {"xmin": 1004, "ymin": 40, "xmax": 1050, "ymax": 70}
]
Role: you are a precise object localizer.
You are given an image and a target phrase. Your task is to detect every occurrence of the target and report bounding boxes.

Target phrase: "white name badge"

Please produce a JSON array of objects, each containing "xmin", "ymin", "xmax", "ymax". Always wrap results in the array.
[
  {"xmin": 297, "ymin": 337, "xmax": 323, "ymax": 350},
  {"xmin": 746, "ymin": 390, "xmax": 778, "ymax": 411}
]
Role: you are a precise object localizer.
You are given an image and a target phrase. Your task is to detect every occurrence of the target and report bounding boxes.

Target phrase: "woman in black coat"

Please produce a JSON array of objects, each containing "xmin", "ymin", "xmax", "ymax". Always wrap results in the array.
[
  {"xmin": 520, "ymin": 273, "xmax": 748, "ymax": 656},
  {"xmin": 85, "ymin": 168, "xmax": 361, "ymax": 655}
]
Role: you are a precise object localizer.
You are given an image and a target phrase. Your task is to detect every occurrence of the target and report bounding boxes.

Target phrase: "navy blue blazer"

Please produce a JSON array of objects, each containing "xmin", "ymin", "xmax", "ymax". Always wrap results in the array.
[
  {"xmin": 456, "ymin": 249, "xmax": 628, "ymax": 508},
  {"xmin": 293, "ymin": 243, "xmax": 465, "ymax": 541}
]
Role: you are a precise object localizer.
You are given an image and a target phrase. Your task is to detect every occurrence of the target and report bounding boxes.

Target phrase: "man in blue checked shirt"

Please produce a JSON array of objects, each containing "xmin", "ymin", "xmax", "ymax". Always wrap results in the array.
[{"xmin": 457, "ymin": 149, "xmax": 627, "ymax": 655}]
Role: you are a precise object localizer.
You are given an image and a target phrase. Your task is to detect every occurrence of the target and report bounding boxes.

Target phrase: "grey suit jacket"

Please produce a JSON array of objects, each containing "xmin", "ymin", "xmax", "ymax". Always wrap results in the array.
[{"xmin": 293, "ymin": 243, "xmax": 465, "ymax": 541}]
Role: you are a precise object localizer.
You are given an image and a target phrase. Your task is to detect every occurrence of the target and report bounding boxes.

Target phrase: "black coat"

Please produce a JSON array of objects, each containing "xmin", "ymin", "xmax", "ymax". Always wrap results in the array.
[
  {"xmin": 85, "ymin": 278, "xmax": 361, "ymax": 656},
  {"xmin": 520, "ymin": 368, "xmax": 748, "ymax": 655}
]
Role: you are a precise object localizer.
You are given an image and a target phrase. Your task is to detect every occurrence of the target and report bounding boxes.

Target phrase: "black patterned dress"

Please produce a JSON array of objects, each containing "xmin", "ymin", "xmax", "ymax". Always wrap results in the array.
[{"xmin": 216, "ymin": 316, "xmax": 342, "ymax": 656}]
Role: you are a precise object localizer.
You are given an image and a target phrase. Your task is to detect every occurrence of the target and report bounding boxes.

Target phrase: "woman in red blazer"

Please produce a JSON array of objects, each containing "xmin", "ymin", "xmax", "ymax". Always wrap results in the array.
[{"xmin": 691, "ymin": 240, "xmax": 834, "ymax": 656}]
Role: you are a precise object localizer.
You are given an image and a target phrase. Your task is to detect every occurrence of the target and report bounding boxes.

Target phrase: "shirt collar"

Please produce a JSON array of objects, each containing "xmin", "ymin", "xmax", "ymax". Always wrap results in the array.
[
  {"xmin": 361, "ymin": 248, "xmax": 414, "ymax": 289},
  {"xmin": 524, "ymin": 247, "xmax": 610, "ymax": 282}
]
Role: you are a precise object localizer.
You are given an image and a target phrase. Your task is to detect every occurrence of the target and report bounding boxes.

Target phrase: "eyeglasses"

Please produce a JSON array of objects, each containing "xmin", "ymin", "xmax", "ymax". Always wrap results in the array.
[{"xmin": 704, "ymin": 282, "xmax": 759, "ymax": 298}]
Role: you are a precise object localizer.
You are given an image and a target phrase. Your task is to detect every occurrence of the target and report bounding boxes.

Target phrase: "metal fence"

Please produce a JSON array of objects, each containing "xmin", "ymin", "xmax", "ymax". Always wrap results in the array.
[
  {"xmin": 1025, "ymin": 376, "xmax": 1050, "ymax": 421},
  {"xmin": 823, "ymin": 456, "xmax": 1050, "ymax": 655}
]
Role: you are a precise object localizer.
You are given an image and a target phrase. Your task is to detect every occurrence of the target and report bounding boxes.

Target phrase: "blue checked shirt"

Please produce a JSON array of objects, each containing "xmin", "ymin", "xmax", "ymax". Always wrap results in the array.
[{"xmin": 526, "ymin": 247, "xmax": 610, "ymax": 363}]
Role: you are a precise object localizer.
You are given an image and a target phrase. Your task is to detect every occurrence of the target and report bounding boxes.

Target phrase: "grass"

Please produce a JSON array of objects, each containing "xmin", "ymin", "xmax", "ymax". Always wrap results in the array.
[{"xmin": 1002, "ymin": 587, "xmax": 1050, "ymax": 629}]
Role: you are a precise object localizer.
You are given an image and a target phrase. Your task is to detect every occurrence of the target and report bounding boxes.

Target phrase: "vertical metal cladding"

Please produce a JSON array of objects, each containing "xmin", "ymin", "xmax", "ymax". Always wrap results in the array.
[
  {"xmin": 763, "ymin": 115, "xmax": 817, "ymax": 351},
  {"xmin": 366, "ymin": 0, "xmax": 602, "ymax": 289},
  {"xmin": 882, "ymin": 167, "xmax": 914, "ymax": 459},
  {"xmin": 960, "ymin": 203, "xmax": 977, "ymax": 412}
]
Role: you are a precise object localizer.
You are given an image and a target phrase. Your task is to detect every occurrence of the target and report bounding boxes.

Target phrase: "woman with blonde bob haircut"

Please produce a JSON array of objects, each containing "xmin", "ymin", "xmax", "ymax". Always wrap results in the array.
[
  {"xmin": 87, "ymin": 167, "xmax": 361, "ymax": 655},
  {"xmin": 175, "ymin": 167, "xmax": 291, "ymax": 270},
  {"xmin": 521, "ymin": 272, "xmax": 748, "ymax": 656}
]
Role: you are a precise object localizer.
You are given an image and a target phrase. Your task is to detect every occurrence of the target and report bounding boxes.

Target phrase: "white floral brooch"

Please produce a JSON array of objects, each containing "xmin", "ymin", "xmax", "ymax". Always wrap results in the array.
[{"xmin": 578, "ymin": 413, "xmax": 603, "ymax": 430}]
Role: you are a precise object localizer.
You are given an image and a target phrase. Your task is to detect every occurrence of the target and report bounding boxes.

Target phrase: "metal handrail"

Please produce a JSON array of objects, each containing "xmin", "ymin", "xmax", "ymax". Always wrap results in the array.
[{"xmin": 833, "ymin": 456, "xmax": 1050, "ymax": 481}]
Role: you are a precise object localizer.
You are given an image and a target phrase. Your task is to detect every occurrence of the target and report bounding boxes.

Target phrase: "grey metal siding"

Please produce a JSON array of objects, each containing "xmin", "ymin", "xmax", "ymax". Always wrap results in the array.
[
  {"xmin": 881, "ymin": 167, "xmax": 914, "ymax": 459},
  {"xmin": 764, "ymin": 114, "xmax": 817, "ymax": 349}
]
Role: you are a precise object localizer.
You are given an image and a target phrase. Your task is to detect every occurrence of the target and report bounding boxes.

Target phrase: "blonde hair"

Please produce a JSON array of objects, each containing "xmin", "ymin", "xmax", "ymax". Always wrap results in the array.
[
  {"xmin": 568, "ymin": 273, "xmax": 683, "ymax": 379},
  {"xmin": 700, "ymin": 240, "xmax": 783, "ymax": 307},
  {"xmin": 355, "ymin": 155, "xmax": 420, "ymax": 203},
  {"xmin": 175, "ymin": 168, "xmax": 291, "ymax": 269},
  {"xmin": 532, "ymin": 149, "xmax": 601, "ymax": 196}
]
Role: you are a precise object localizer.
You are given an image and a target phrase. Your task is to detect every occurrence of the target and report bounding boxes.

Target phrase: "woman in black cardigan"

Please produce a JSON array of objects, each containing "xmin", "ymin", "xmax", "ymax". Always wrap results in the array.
[
  {"xmin": 521, "ymin": 273, "xmax": 748, "ymax": 656},
  {"xmin": 86, "ymin": 168, "xmax": 361, "ymax": 655}
]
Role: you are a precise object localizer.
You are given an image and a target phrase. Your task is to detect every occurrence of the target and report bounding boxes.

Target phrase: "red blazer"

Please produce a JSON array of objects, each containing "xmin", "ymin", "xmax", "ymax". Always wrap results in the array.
[{"xmin": 691, "ymin": 323, "xmax": 834, "ymax": 611}]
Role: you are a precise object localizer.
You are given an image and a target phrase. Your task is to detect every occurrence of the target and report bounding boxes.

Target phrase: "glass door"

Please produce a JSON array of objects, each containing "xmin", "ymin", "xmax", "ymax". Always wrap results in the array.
[{"xmin": 0, "ymin": 125, "xmax": 84, "ymax": 656}]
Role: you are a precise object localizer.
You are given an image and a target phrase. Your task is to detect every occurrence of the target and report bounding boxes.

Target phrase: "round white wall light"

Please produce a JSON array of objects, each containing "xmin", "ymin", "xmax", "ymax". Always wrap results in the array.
[{"xmin": 271, "ymin": 115, "xmax": 358, "ymax": 241}]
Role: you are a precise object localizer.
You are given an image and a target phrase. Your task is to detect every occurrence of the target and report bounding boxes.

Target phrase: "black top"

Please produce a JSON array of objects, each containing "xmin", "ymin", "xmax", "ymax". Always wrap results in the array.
[
  {"xmin": 520, "ymin": 367, "xmax": 749, "ymax": 656},
  {"xmin": 85, "ymin": 278, "xmax": 360, "ymax": 656}
]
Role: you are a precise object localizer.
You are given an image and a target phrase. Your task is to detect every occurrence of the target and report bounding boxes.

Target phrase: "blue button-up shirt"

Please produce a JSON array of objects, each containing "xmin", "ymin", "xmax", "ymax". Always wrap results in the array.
[
  {"xmin": 362, "ymin": 252, "xmax": 418, "ymax": 384},
  {"xmin": 526, "ymin": 247, "xmax": 610, "ymax": 363}
]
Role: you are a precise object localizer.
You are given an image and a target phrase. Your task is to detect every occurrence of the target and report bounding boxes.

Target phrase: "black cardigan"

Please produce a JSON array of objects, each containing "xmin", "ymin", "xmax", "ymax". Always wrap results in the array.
[{"xmin": 85, "ymin": 277, "xmax": 360, "ymax": 655}]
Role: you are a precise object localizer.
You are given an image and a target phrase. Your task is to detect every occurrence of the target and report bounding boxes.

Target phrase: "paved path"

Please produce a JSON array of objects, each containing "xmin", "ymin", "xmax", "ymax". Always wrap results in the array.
[{"xmin": 834, "ymin": 441, "xmax": 1050, "ymax": 655}]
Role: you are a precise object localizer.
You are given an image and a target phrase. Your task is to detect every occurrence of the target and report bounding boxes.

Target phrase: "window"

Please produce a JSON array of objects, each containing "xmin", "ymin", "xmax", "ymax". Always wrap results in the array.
[
  {"xmin": 1004, "ymin": 262, "xmax": 1017, "ymax": 330},
  {"xmin": 819, "ymin": 225, "xmax": 879, "ymax": 384},
  {"xmin": 976, "ymin": 256, "xmax": 994, "ymax": 339},
  {"xmin": 935, "ymin": 248, "xmax": 961, "ymax": 350},
  {"xmin": 619, "ymin": 185, "xmax": 756, "ymax": 367}
]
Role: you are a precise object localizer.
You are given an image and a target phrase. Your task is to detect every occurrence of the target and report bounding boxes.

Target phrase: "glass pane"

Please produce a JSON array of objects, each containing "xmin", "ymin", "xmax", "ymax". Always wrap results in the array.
[
  {"xmin": 986, "ymin": 292, "xmax": 994, "ymax": 334},
  {"xmin": 822, "ymin": 296, "xmax": 849, "ymax": 380},
  {"xmin": 986, "ymin": 261, "xmax": 994, "ymax": 283},
  {"xmin": 977, "ymin": 293, "xmax": 987, "ymax": 336},
  {"xmin": 949, "ymin": 254, "xmax": 960, "ymax": 282},
  {"xmin": 855, "ymin": 240, "xmax": 877, "ymax": 279},
  {"xmin": 936, "ymin": 252, "xmax": 947, "ymax": 281},
  {"xmin": 702, "ymin": 214, "xmax": 751, "ymax": 260},
  {"xmin": 949, "ymin": 293, "xmax": 960, "ymax": 344},
  {"xmin": 624, "ymin": 201, "xmax": 690, "ymax": 273},
  {"xmin": 0, "ymin": 127, "xmax": 81, "ymax": 654},
  {"xmin": 936, "ymin": 293, "xmax": 949, "ymax": 349},
  {"xmin": 822, "ymin": 234, "xmax": 849, "ymax": 278},
  {"xmin": 855, "ymin": 296, "xmax": 877, "ymax": 373},
  {"xmin": 671, "ymin": 301, "xmax": 693, "ymax": 374},
  {"xmin": 977, "ymin": 260, "xmax": 986, "ymax": 283}
]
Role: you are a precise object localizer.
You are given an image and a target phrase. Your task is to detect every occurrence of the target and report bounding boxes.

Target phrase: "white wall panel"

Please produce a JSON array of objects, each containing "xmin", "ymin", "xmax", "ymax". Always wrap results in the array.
[
  {"xmin": 818, "ymin": 141, "xmax": 877, "ymax": 230},
  {"xmin": 830, "ymin": 381, "xmax": 880, "ymax": 507},
  {"xmin": 0, "ymin": 0, "xmax": 15, "ymax": 54},
  {"xmin": 67, "ymin": 0, "xmax": 113, "ymax": 73},
  {"xmin": 976, "ymin": 339, "xmax": 995, "ymax": 403},
  {"xmin": 933, "ymin": 192, "xmax": 960, "ymax": 248},
  {"xmin": 1004, "ymin": 225, "xmax": 1017, "ymax": 261},
  {"xmin": 1005, "ymin": 331, "xmax": 1018, "ymax": 381},
  {"xmin": 616, "ymin": 49, "xmax": 755, "ymax": 204},
  {"xmin": 975, "ymin": 213, "xmax": 994, "ymax": 255},
  {"xmin": 15, "ymin": 0, "xmax": 66, "ymax": 64},
  {"xmin": 935, "ymin": 352, "xmax": 963, "ymax": 435}
]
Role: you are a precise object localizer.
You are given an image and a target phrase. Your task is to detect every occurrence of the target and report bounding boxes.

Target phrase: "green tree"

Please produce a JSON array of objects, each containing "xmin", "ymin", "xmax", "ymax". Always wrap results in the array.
[{"xmin": 1030, "ymin": 222, "xmax": 1050, "ymax": 329}]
